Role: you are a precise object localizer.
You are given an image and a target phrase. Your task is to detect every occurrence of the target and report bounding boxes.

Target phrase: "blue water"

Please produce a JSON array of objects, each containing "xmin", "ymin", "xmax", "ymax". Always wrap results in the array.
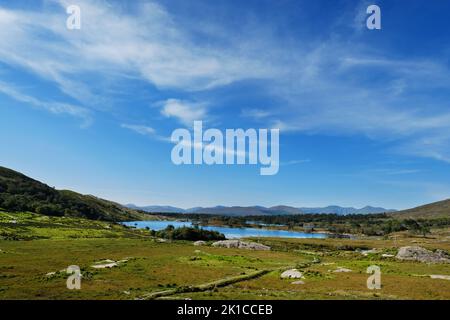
[{"xmin": 123, "ymin": 220, "xmax": 328, "ymax": 239}]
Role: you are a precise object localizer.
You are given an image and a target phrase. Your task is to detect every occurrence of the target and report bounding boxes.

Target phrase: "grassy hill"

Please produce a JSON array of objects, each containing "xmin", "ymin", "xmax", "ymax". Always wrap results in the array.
[
  {"xmin": 0, "ymin": 166, "xmax": 149, "ymax": 222},
  {"xmin": 391, "ymin": 199, "xmax": 450, "ymax": 219}
]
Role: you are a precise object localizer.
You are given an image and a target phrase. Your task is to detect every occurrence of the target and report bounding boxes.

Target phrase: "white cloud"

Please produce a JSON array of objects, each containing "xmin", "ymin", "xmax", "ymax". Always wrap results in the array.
[
  {"xmin": 160, "ymin": 99, "xmax": 208, "ymax": 126},
  {"xmin": 121, "ymin": 124, "xmax": 155, "ymax": 137},
  {"xmin": 241, "ymin": 108, "xmax": 273, "ymax": 120},
  {"xmin": 280, "ymin": 159, "xmax": 311, "ymax": 166},
  {"xmin": 0, "ymin": 0, "xmax": 279, "ymax": 106}
]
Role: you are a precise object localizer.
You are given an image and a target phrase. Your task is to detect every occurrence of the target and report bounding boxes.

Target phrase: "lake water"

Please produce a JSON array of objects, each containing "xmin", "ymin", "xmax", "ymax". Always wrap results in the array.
[{"xmin": 123, "ymin": 220, "xmax": 328, "ymax": 239}]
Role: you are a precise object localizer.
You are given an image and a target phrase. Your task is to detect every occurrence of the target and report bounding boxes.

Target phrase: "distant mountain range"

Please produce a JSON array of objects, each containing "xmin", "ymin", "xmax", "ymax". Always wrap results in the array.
[
  {"xmin": 125, "ymin": 204, "xmax": 397, "ymax": 216},
  {"xmin": 5, "ymin": 165, "xmax": 450, "ymax": 221}
]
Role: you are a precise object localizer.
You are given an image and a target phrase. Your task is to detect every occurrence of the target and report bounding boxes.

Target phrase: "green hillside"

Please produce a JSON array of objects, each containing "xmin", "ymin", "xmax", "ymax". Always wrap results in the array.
[
  {"xmin": 0, "ymin": 166, "xmax": 148, "ymax": 222},
  {"xmin": 391, "ymin": 199, "xmax": 450, "ymax": 219}
]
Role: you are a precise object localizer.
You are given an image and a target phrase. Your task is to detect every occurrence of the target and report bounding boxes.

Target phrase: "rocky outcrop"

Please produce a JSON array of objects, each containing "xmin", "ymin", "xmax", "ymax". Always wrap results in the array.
[
  {"xmin": 193, "ymin": 241, "xmax": 206, "ymax": 246},
  {"xmin": 396, "ymin": 246, "xmax": 450, "ymax": 263},
  {"xmin": 212, "ymin": 240, "xmax": 270, "ymax": 251}
]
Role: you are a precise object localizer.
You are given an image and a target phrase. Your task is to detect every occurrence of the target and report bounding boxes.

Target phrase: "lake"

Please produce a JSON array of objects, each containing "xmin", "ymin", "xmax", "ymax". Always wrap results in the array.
[{"xmin": 123, "ymin": 220, "xmax": 328, "ymax": 239}]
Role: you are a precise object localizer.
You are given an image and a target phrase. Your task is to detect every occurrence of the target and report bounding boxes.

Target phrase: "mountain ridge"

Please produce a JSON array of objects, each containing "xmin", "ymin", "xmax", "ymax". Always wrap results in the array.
[
  {"xmin": 125, "ymin": 204, "xmax": 396, "ymax": 216},
  {"xmin": 0, "ymin": 166, "xmax": 148, "ymax": 222},
  {"xmin": 390, "ymin": 198, "xmax": 450, "ymax": 219}
]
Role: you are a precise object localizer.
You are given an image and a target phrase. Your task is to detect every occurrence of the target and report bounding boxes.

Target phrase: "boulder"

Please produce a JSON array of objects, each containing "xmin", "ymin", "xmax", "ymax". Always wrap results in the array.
[
  {"xmin": 280, "ymin": 269, "xmax": 303, "ymax": 279},
  {"xmin": 211, "ymin": 240, "xmax": 270, "ymax": 251},
  {"xmin": 194, "ymin": 241, "xmax": 207, "ymax": 246},
  {"xmin": 396, "ymin": 246, "xmax": 450, "ymax": 263}
]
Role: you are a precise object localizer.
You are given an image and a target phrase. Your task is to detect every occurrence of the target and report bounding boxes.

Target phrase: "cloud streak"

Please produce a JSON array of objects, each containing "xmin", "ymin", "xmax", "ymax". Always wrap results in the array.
[
  {"xmin": 121, "ymin": 124, "xmax": 155, "ymax": 137},
  {"xmin": 0, "ymin": 81, "xmax": 92, "ymax": 126}
]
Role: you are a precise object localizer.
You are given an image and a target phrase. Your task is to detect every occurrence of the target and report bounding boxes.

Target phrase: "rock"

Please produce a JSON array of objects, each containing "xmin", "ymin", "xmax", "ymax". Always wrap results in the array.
[
  {"xmin": 333, "ymin": 267, "xmax": 352, "ymax": 273},
  {"xmin": 291, "ymin": 280, "xmax": 305, "ymax": 285},
  {"xmin": 430, "ymin": 275, "xmax": 450, "ymax": 280},
  {"xmin": 194, "ymin": 241, "xmax": 207, "ymax": 246},
  {"xmin": 358, "ymin": 248, "xmax": 378, "ymax": 256},
  {"xmin": 281, "ymin": 269, "xmax": 303, "ymax": 279},
  {"xmin": 396, "ymin": 246, "xmax": 450, "ymax": 263},
  {"xmin": 212, "ymin": 240, "xmax": 270, "ymax": 251},
  {"xmin": 45, "ymin": 272, "xmax": 56, "ymax": 277},
  {"xmin": 382, "ymin": 254, "xmax": 395, "ymax": 258},
  {"xmin": 91, "ymin": 258, "xmax": 129, "ymax": 269},
  {"xmin": 92, "ymin": 262, "xmax": 118, "ymax": 269},
  {"xmin": 117, "ymin": 259, "xmax": 129, "ymax": 264}
]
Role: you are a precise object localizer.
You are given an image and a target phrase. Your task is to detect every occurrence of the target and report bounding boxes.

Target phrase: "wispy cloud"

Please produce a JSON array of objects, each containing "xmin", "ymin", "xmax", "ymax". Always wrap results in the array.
[
  {"xmin": 160, "ymin": 99, "xmax": 208, "ymax": 126},
  {"xmin": 0, "ymin": 0, "xmax": 278, "ymax": 105},
  {"xmin": 241, "ymin": 108, "xmax": 273, "ymax": 120},
  {"xmin": 280, "ymin": 159, "xmax": 311, "ymax": 166},
  {"xmin": 0, "ymin": 81, "xmax": 92, "ymax": 126},
  {"xmin": 1, "ymin": 0, "xmax": 450, "ymax": 165},
  {"xmin": 120, "ymin": 124, "xmax": 155, "ymax": 137},
  {"xmin": 368, "ymin": 168, "xmax": 422, "ymax": 176}
]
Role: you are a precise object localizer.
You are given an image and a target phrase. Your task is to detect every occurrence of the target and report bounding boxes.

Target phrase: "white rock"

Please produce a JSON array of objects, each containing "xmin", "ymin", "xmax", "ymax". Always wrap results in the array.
[
  {"xmin": 92, "ymin": 262, "xmax": 118, "ymax": 269},
  {"xmin": 281, "ymin": 269, "xmax": 304, "ymax": 279},
  {"xmin": 194, "ymin": 241, "xmax": 206, "ymax": 246},
  {"xmin": 430, "ymin": 275, "xmax": 450, "ymax": 280},
  {"xmin": 333, "ymin": 267, "xmax": 352, "ymax": 273},
  {"xmin": 359, "ymin": 248, "xmax": 378, "ymax": 256},
  {"xmin": 291, "ymin": 280, "xmax": 305, "ymax": 285},
  {"xmin": 212, "ymin": 240, "xmax": 270, "ymax": 251},
  {"xmin": 396, "ymin": 246, "xmax": 450, "ymax": 263}
]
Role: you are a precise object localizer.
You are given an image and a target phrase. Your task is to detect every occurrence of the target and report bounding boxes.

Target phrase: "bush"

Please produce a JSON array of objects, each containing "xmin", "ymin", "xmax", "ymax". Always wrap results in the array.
[{"xmin": 154, "ymin": 226, "xmax": 225, "ymax": 241}]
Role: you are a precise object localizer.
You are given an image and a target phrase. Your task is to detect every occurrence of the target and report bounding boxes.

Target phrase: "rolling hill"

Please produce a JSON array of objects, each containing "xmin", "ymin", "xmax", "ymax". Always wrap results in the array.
[
  {"xmin": 0, "ymin": 166, "xmax": 148, "ymax": 222},
  {"xmin": 391, "ymin": 199, "xmax": 450, "ymax": 219}
]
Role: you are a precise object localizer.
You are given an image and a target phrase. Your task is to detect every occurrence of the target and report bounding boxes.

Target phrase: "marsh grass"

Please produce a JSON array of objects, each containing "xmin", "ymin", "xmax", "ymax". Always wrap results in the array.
[{"xmin": 0, "ymin": 211, "xmax": 449, "ymax": 300}]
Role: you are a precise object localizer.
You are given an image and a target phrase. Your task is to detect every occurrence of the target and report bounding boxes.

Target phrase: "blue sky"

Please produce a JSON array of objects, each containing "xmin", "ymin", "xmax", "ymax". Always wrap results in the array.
[{"xmin": 1, "ymin": 0, "xmax": 450, "ymax": 209}]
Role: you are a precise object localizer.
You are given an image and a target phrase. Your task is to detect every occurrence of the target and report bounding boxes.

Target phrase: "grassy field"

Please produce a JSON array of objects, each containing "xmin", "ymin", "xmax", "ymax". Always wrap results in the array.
[{"xmin": 0, "ymin": 210, "xmax": 449, "ymax": 300}]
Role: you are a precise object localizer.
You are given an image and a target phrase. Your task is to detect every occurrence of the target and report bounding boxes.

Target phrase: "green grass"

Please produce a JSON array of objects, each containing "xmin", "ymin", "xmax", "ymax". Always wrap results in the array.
[
  {"xmin": 0, "ymin": 210, "xmax": 151, "ymax": 240},
  {"xmin": 0, "ymin": 211, "xmax": 449, "ymax": 300}
]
